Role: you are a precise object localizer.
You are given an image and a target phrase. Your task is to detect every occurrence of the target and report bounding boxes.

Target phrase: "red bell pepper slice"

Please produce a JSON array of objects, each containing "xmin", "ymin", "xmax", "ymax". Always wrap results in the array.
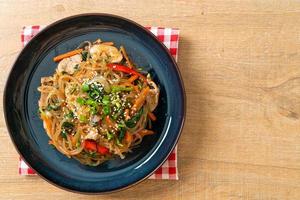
[
  {"xmin": 97, "ymin": 145, "xmax": 109, "ymax": 154},
  {"xmin": 107, "ymin": 64, "xmax": 146, "ymax": 80},
  {"xmin": 84, "ymin": 140, "xmax": 109, "ymax": 155},
  {"xmin": 83, "ymin": 140, "xmax": 97, "ymax": 151}
]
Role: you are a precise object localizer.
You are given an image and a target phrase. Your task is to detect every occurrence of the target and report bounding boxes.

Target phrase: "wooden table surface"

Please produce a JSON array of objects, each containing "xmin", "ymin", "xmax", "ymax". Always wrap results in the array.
[{"xmin": 1, "ymin": 0, "xmax": 300, "ymax": 199}]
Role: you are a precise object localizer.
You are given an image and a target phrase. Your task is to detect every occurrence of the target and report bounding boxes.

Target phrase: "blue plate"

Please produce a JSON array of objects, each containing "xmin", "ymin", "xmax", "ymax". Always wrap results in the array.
[{"xmin": 4, "ymin": 14, "xmax": 185, "ymax": 193}]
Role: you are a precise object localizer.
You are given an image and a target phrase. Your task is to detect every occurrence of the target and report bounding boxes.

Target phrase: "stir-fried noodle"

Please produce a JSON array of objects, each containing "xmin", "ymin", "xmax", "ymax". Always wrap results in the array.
[{"xmin": 38, "ymin": 39, "xmax": 159, "ymax": 166}]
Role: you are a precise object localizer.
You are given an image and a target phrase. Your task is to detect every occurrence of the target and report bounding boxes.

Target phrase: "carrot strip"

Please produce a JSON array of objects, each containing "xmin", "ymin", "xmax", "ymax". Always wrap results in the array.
[
  {"xmin": 120, "ymin": 46, "xmax": 133, "ymax": 68},
  {"xmin": 132, "ymin": 86, "xmax": 150, "ymax": 114},
  {"xmin": 148, "ymin": 112, "xmax": 157, "ymax": 121},
  {"xmin": 119, "ymin": 82, "xmax": 133, "ymax": 87},
  {"xmin": 127, "ymin": 75, "xmax": 138, "ymax": 83},
  {"xmin": 125, "ymin": 132, "xmax": 133, "ymax": 145},
  {"xmin": 41, "ymin": 114, "xmax": 52, "ymax": 135},
  {"xmin": 53, "ymin": 49, "xmax": 83, "ymax": 62},
  {"xmin": 101, "ymin": 42, "xmax": 114, "ymax": 46},
  {"xmin": 133, "ymin": 86, "xmax": 139, "ymax": 92},
  {"xmin": 138, "ymin": 129, "xmax": 155, "ymax": 137},
  {"xmin": 105, "ymin": 116, "xmax": 116, "ymax": 128}
]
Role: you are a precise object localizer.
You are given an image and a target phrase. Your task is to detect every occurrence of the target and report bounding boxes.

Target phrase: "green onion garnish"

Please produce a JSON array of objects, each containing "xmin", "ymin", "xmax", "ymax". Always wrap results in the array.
[
  {"xmin": 79, "ymin": 115, "xmax": 87, "ymax": 123},
  {"xmin": 102, "ymin": 95, "xmax": 110, "ymax": 105},
  {"xmin": 76, "ymin": 97, "xmax": 85, "ymax": 105},
  {"xmin": 103, "ymin": 106, "xmax": 110, "ymax": 115},
  {"xmin": 82, "ymin": 83, "xmax": 90, "ymax": 92}
]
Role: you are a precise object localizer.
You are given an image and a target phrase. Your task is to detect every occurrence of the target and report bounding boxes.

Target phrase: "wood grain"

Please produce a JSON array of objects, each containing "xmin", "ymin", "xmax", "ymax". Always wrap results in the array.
[{"xmin": 1, "ymin": 0, "xmax": 300, "ymax": 199}]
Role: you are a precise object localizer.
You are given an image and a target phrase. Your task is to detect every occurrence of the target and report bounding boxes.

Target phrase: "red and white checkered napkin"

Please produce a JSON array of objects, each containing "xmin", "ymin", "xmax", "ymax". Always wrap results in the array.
[{"xmin": 19, "ymin": 26, "xmax": 179, "ymax": 180}]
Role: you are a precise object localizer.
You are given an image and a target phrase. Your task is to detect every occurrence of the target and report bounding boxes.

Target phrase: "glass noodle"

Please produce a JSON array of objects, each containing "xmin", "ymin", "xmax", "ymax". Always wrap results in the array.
[{"xmin": 38, "ymin": 39, "xmax": 159, "ymax": 166}]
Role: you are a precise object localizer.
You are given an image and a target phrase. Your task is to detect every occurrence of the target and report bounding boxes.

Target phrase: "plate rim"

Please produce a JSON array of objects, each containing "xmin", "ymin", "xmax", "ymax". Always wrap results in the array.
[{"xmin": 4, "ymin": 13, "xmax": 186, "ymax": 194}]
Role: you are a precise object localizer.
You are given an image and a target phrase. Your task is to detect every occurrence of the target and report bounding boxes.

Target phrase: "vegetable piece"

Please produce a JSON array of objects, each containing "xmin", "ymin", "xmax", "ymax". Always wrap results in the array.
[
  {"xmin": 127, "ymin": 75, "xmax": 139, "ymax": 83},
  {"xmin": 107, "ymin": 64, "xmax": 146, "ymax": 79},
  {"xmin": 91, "ymin": 76, "xmax": 111, "ymax": 93},
  {"xmin": 116, "ymin": 137, "xmax": 123, "ymax": 147},
  {"xmin": 71, "ymin": 131, "xmax": 81, "ymax": 146},
  {"xmin": 84, "ymin": 99, "xmax": 98, "ymax": 115},
  {"xmin": 82, "ymin": 83, "xmax": 90, "ymax": 92},
  {"xmin": 117, "ymin": 123, "xmax": 125, "ymax": 129},
  {"xmin": 84, "ymin": 140, "xmax": 97, "ymax": 151},
  {"xmin": 136, "ymin": 79, "xmax": 143, "ymax": 90},
  {"xmin": 41, "ymin": 114, "xmax": 52, "ymax": 135},
  {"xmin": 131, "ymin": 86, "xmax": 150, "ymax": 114},
  {"xmin": 103, "ymin": 106, "xmax": 110, "ymax": 115},
  {"xmin": 62, "ymin": 121, "xmax": 74, "ymax": 129},
  {"xmin": 76, "ymin": 140, "xmax": 81, "ymax": 148},
  {"xmin": 53, "ymin": 49, "xmax": 83, "ymax": 62},
  {"xmin": 81, "ymin": 51, "xmax": 89, "ymax": 61},
  {"xmin": 76, "ymin": 97, "xmax": 85, "ymax": 105},
  {"xmin": 89, "ymin": 90, "xmax": 100, "ymax": 99},
  {"xmin": 133, "ymin": 86, "xmax": 139, "ymax": 92},
  {"xmin": 46, "ymin": 104, "xmax": 61, "ymax": 111},
  {"xmin": 148, "ymin": 112, "xmax": 157, "ymax": 121},
  {"xmin": 64, "ymin": 111, "xmax": 74, "ymax": 119},
  {"xmin": 105, "ymin": 116, "xmax": 116, "ymax": 128},
  {"xmin": 61, "ymin": 121, "xmax": 74, "ymax": 139},
  {"xmin": 118, "ymin": 127, "xmax": 126, "ymax": 142},
  {"xmin": 138, "ymin": 129, "xmax": 155, "ymax": 137},
  {"xmin": 120, "ymin": 46, "xmax": 133, "ymax": 68},
  {"xmin": 79, "ymin": 115, "xmax": 87, "ymax": 123},
  {"xmin": 119, "ymin": 82, "xmax": 132, "ymax": 86},
  {"xmin": 86, "ymin": 99, "xmax": 97, "ymax": 106},
  {"xmin": 88, "ymin": 83, "xmax": 103, "ymax": 102},
  {"xmin": 68, "ymin": 85, "xmax": 77, "ymax": 94},
  {"xmin": 111, "ymin": 85, "xmax": 133, "ymax": 93},
  {"xmin": 38, "ymin": 108, "xmax": 45, "ymax": 116},
  {"xmin": 101, "ymin": 42, "xmax": 114, "ymax": 46},
  {"xmin": 97, "ymin": 145, "xmax": 109, "ymax": 154},
  {"xmin": 119, "ymin": 82, "xmax": 135, "ymax": 90},
  {"xmin": 106, "ymin": 131, "xmax": 113, "ymax": 140},
  {"xmin": 84, "ymin": 140, "xmax": 109, "ymax": 154},
  {"xmin": 89, "ymin": 106, "xmax": 98, "ymax": 115},
  {"xmin": 125, "ymin": 132, "xmax": 133, "ymax": 144},
  {"xmin": 61, "ymin": 131, "xmax": 67, "ymax": 139},
  {"xmin": 88, "ymin": 151, "xmax": 97, "ymax": 158},
  {"xmin": 125, "ymin": 107, "xmax": 143, "ymax": 128},
  {"xmin": 102, "ymin": 95, "xmax": 110, "ymax": 105}
]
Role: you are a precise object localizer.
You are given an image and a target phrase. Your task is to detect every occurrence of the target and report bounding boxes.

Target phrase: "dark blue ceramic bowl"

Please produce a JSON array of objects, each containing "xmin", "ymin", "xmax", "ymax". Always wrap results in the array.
[{"xmin": 4, "ymin": 14, "xmax": 185, "ymax": 193}]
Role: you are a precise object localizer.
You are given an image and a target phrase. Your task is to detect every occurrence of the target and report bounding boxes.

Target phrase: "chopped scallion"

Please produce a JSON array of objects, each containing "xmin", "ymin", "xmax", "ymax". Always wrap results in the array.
[
  {"xmin": 103, "ymin": 106, "xmax": 110, "ymax": 115},
  {"xmin": 76, "ymin": 97, "xmax": 85, "ymax": 105},
  {"xmin": 79, "ymin": 115, "xmax": 87, "ymax": 123},
  {"xmin": 111, "ymin": 86, "xmax": 133, "ymax": 93},
  {"xmin": 106, "ymin": 131, "xmax": 113, "ymax": 140},
  {"xmin": 102, "ymin": 95, "xmax": 110, "ymax": 105},
  {"xmin": 82, "ymin": 83, "xmax": 90, "ymax": 92}
]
